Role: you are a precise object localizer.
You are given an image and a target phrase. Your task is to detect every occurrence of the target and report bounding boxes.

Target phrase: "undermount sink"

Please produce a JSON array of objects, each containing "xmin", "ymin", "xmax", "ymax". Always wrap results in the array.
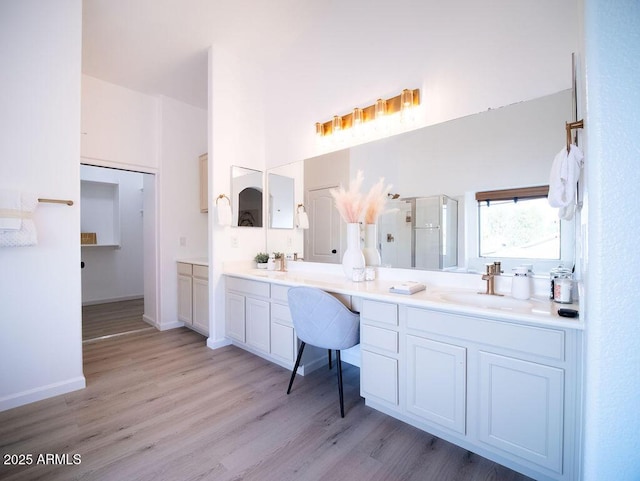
[{"xmin": 438, "ymin": 292, "xmax": 535, "ymax": 311}]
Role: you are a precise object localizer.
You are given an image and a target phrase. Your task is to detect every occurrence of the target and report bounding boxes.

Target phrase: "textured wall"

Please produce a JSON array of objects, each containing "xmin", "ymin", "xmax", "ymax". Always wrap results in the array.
[{"xmin": 583, "ymin": 0, "xmax": 640, "ymax": 479}]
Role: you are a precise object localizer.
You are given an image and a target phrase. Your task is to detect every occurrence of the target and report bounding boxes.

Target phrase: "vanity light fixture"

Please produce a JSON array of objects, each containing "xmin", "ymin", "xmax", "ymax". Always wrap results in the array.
[
  {"xmin": 216, "ymin": 194, "xmax": 232, "ymax": 226},
  {"xmin": 375, "ymin": 98, "xmax": 387, "ymax": 119},
  {"xmin": 314, "ymin": 88, "xmax": 420, "ymax": 137},
  {"xmin": 332, "ymin": 115, "xmax": 343, "ymax": 133},
  {"xmin": 352, "ymin": 107, "xmax": 364, "ymax": 126}
]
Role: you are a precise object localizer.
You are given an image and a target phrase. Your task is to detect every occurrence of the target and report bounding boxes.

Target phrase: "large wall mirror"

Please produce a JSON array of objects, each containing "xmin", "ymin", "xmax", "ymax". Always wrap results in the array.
[
  {"xmin": 266, "ymin": 89, "xmax": 575, "ymax": 272},
  {"xmin": 231, "ymin": 166, "xmax": 263, "ymax": 227}
]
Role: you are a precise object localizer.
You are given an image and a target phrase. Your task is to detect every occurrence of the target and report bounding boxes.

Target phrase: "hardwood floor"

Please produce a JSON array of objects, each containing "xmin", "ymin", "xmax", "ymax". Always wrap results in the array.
[
  {"xmin": 82, "ymin": 298, "xmax": 153, "ymax": 341},
  {"xmin": 0, "ymin": 328, "xmax": 532, "ymax": 481}
]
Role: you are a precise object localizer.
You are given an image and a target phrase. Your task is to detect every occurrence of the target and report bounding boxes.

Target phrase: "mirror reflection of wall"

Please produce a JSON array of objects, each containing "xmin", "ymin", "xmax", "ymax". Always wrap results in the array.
[
  {"xmin": 266, "ymin": 89, "xmax": 573, "ymax": 271},
  {"xmin": 231, "ymin": 166, "xmax": 263, "ymax": 228},
  {"xmin": 268, "ymin": 173, "xmax": 294, "ymax": 229}
]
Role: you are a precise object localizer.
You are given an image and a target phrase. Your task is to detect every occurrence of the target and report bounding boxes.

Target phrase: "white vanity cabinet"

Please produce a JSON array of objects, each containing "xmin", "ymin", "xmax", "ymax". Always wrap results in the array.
[
  {"xmin": 404, "ymin": 306, "xmax": 578, "ymax": 481},
  {"xmin": 359, "ymin": 299, "xmax": 400, "ymax": 412},
  {"xmin": 222, "ymin": 271, "xmax": 581, "ymax": 481},
  {"xmin": 225, "ymin": 277, "xmax": 270, "ymax": 351},
  {"xmin": 177, "ymin": 262, "xmax": 209, "ymax": 335}
]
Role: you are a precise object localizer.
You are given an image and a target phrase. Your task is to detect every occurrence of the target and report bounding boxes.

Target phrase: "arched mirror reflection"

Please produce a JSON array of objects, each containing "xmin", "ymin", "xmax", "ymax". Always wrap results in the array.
[{"xmin": 231, "ymin": 166, "xmax": 263, "ymax": 227}]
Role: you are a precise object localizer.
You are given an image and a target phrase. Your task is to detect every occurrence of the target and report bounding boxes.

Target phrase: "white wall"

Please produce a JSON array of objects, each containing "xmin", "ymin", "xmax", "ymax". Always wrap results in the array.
[
  {"xmin": 157, "ymin": 96, "xmax": 208, "ymax": 330},
  {"xmin": 0, "ymin": 0, "xmax": 85, "ymax": 411},
  {"xmin": 208, "ymin": 45, "xmax": 266, "ymax": 346},
  {"xmin": 80, "ymin": 165, "xmax": 145, "ymax": 305},
  {"xmin": 82, "ymin": 75, "xmax": 159, "ymax": 170},
  {"xmin": 263, "ymin": 0, "xmax": 579, "ymax": 168},
  {"xmin": 582, "ymin": 0, "xmax": 640, "ymax": 479}
]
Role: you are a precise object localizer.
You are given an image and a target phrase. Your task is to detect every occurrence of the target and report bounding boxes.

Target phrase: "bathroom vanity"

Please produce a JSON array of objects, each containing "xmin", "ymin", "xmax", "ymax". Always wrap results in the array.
[
  {"xmin": 177, "ymin": 259, "xmax": 209, "ymax": 335},
  {"xmin": 223, "ymin": 265, "xmax": 582, "ymax": 481}
]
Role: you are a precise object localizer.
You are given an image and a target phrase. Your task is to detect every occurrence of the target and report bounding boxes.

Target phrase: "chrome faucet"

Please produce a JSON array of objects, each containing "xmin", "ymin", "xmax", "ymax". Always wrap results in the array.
[{"xmin": 480, "ymin": 262, "xmax": 503, "ymax": 296}]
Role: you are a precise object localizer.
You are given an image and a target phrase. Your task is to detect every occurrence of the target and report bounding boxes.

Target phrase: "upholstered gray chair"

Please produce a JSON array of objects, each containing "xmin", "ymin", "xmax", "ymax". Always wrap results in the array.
[{"xmin": 286, "ymin": 286, "xmax": 360, "ymax": 417}]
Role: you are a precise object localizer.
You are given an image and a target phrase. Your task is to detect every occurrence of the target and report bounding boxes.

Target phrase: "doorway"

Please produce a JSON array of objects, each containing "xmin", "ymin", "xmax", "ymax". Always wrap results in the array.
[{"xmin": 80, "ymin": 164, "xmax": 157, "ymax": 342}]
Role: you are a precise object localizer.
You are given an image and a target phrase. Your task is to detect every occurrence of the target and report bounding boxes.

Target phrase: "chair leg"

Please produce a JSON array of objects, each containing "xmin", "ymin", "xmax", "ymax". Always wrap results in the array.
[
  {"xmin": 287, "ymin": 341, "xmax": 305, "ymax": 394},
  {"xmin": 336, "ymin": 350, "xmax": 345, "ymax": 417},
  {"xmin": 328, "ymin": 349, "xmax": 333, "ymax": 370}
]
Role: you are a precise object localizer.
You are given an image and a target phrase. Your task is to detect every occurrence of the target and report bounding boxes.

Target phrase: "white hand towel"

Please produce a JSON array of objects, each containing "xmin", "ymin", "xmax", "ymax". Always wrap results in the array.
[
  {"xmin": 296, "ymin": 211, "xmax": 309, "ymax": 229},
  {"xmin": 0, "ymin": 192, "xmax": 38, "ymax": 247},
  {"xmin": 0, "ymin": 189, "xmax": 22, "ymax": 231},
  {"xmin": 548, "ymin": 145, "xmax": 584, "ymax": 216},
  {"xmin": 217, "ymin": 204, "xmax": 232, "ymax": 226}
]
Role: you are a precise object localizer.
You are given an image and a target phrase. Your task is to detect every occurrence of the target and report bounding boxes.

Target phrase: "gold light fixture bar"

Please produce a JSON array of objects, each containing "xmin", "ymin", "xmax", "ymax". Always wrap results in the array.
[{"xmin": 317, "ymin": 88, "xmax": 420, "ymax": 136}]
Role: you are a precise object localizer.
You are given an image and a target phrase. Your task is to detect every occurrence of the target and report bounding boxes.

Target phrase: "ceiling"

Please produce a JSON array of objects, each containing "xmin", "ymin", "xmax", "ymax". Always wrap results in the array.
[{"xmin": 82, "ymin": 0, "xmax": 321, "ymax": 109}]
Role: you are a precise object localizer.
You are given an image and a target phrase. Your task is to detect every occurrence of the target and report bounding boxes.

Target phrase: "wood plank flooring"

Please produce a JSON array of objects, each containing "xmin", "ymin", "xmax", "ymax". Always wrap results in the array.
[
  {"xmin": 82, "ymin": 298, "xmax": 153, "ymax": 341},
  {"xmin": 0, "ymin": 328, "xmax": 532, "ymax": 481}
]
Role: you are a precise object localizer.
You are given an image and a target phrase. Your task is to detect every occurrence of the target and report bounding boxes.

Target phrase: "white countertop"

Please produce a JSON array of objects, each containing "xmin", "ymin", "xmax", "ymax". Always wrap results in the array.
[
  {"xmin": 224, "ymin": 266, "xmax": 583, "ymax": 331},
  {"xmin": 177, "ymin": 258, "xmax": 208, "ymax": 267}
]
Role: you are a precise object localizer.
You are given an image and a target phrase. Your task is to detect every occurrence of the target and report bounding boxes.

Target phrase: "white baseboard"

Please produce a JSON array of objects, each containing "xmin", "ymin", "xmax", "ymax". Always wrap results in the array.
[
  {"xmin": 158, "ymin": 320, "xmax": 184, "ymax": 331},
  {"xmin": 82, "ymin": 295, "xmax": 144, "ymax": 306},
  {"xmin": 207, "ymin": 337, "xmax": 232, "ymax": 350},
  {"xmin": 142, "ymin": 314, "xmax": 157, "ymax": 328},
  {"xmin": 0, "ymin": 376, "xmax": 86, "ymax": 413}
]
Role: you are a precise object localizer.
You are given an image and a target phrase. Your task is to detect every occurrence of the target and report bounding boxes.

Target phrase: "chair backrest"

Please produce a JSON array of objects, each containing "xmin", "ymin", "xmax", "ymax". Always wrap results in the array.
[{"xmin": 287, "ymin": 286, "xmax": 360, "ymax": 350}]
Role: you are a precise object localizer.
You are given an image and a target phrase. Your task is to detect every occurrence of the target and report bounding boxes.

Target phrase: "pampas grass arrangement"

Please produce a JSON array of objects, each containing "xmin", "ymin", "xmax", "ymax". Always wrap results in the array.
[
  {"xmin": 330, "ymin": 170, "xmax": 365, "ymax": 223},
  {"xmin": 331, "ymin": 171, "xmax": 392, "ymax": 224},
  {"xmin": 364, "ymin": 177, "xmax": 392, "ymax": 224}
]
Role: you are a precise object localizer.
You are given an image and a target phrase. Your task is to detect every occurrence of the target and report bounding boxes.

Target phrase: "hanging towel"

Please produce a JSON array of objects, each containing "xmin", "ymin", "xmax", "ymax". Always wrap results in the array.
[
  {"xmin": 548, "ymin": 144, "xmax": 584, "ymax": 220},
  {"xmin": 0, "ymin": 192, "xmax": 38, "ymax": 247},
  {"xmin": 217, "ymin": 203, "xmax": 232, "ymax": 226},
  {"xmin": 0, "ymin": 189, "xmax": 22, "ymax": 231},
  {"xmin": 296, "ymin": 211, "xmax": 309, "ymax": 229}
]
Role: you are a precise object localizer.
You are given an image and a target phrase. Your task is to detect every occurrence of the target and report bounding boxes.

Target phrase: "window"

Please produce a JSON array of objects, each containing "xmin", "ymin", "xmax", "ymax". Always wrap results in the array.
[{"xmin": 476, "ymin": 186, "xmax": 560, "ymax": 260}]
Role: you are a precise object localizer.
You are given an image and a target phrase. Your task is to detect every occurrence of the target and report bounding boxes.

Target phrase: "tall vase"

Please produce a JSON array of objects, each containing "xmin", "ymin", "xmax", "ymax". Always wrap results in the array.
[
  {"xmin": 362, "ymin": 223, "xmax": 381, "ymax": 266},
  {"xmin": 342, "ymin": 223, "xmax": 365, "ymax": 279}
]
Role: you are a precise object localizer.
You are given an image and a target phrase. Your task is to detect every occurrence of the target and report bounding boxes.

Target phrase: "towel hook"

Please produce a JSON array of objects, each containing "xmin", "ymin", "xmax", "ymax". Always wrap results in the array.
[{"xmin": 565, "ymin": 119, "xmax": 584, "ymax": 153}]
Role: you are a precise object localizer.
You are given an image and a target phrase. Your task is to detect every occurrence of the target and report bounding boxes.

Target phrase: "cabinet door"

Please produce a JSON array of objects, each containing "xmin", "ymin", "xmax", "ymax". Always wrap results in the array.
[
  {"xmin": 271, "ymin": 321, "xmax": 295, "ymax": 363},
  {"xmin": 478, "ymin": 351, "xmax": 564, "ymax": 473},
  {"xmin": 406, "ymin": 335, "xmax": 466, "ymax": 434},
  {"xmin": 361, "ymin": 350, "xmax": 398, "ymax": 407},
  {"xmin": 225, "ymin": 292, "xmax": 245, "ymax": 342},
  {"xmin": 270, "ymin": 302, "xmax": 295, "ymax": 363},
  {"xmin": 246, "ymin": 297, "xmax": 270, "ymax": 353},
  {"xmin": 192, "ymin": 277, "xmax": 209, "ymax": 334},
  {"xmin": 177, "ymin": 274, "xmax": 193, "ymax": 324}
]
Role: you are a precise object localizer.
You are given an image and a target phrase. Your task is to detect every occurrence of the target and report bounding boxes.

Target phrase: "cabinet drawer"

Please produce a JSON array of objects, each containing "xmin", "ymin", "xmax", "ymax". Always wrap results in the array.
[
  {"xmin": 271, "ymin": 302, "xmax": 292, "ymax": 325},
  {"xmin": 271, "ymin": 284, "xmax": 290, "ymax": 303},
  {"xmin": 406, "ymin": 308, "xmax": 565, "ymax": 361},
  {"xmin": 361, "ymin": 299, "xmax": 398, "ymax": 326},
  {"xmin": 361, "ymin": 324, "xmax": 398, "ymax": 354},
  {"xmin": 177, "ymin": 262, "xmax": 193, "ymax": 276},
  {"xmin": 193, "ymin": 265, "xmax": 208, "ymax": 279},
  {"xmin": 226, "ymin": 276, "xmax": 270, "ymax": 298}
]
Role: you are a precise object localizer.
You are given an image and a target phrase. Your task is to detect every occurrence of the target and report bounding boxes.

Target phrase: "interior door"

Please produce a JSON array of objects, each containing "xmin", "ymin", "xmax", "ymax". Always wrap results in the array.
[{"xmin": 306, "ymin": 186, "xmax": 341, "ymax": 264}]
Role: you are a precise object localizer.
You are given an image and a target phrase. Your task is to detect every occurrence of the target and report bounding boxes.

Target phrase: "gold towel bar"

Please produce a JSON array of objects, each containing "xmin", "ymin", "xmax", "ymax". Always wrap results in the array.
[
  {"xmin": 566, "ymin": 119, "xmax": 584, "ymax": 153},
  {"xmin": 38, "ymin": 198, "xmax": 74, "ymax": 206}
]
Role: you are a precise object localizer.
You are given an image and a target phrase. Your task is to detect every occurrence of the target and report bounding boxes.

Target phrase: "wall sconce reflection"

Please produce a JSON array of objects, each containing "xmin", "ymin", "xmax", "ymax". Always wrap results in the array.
[{"xmin": 296, "ymin": 204, "xmax": 309, "ymax": 229}]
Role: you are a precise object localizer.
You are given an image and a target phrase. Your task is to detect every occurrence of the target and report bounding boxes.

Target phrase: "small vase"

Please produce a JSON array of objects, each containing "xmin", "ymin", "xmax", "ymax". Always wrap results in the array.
[
  {"xmin": 342, "ymin": 223, "xmax": 365, "ymax": 279},
  {"xmin": 362, "ymin": 223, "xmax": 381, "ymax": 266}
]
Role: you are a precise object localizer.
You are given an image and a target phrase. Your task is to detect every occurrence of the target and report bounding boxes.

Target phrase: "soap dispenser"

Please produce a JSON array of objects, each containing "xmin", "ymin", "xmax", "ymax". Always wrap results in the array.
[{"xmin": 511, "ymin": 266, "xmax": 531, "ymax": 300}]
